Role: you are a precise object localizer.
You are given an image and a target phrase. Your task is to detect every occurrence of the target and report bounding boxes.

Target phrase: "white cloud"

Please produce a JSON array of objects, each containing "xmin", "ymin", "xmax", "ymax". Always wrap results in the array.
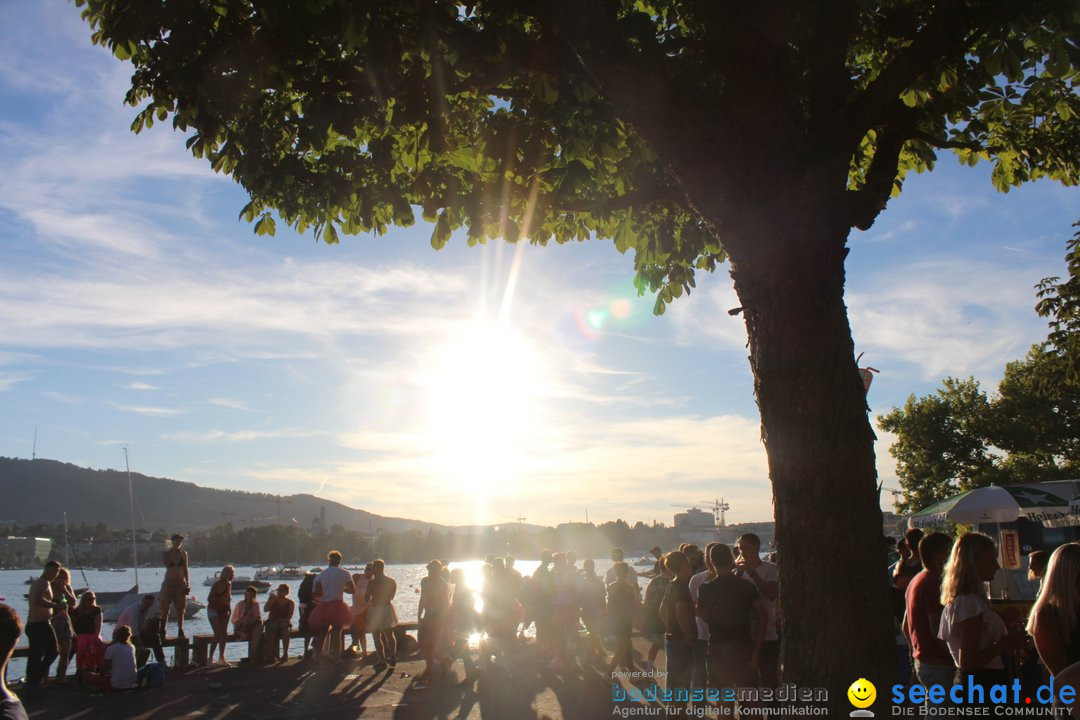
[
  {"xmin": 114, "ymin": 404, "xmax": 184, "ymax": 417},
  {"xmin": 122, "ymin": 381, "xmax": 158, "ymax": 391},
  {"xmin": 665, "ymin": 273, "xmax": 749, "ymax": 351},
  {"xmin": 848, "ymin": 258, "xmax": 1045, "ymax": 381},
  {"xmin": 321, "ymin": 412, "xmax": 776, "ymax": 524},
  {"xmin": 207, "ymin": 398, "xmax": 251, "ymax": 411},
  {"xmin": 160, "ymin": 428, "xmax": 321, "ymax": 443}
]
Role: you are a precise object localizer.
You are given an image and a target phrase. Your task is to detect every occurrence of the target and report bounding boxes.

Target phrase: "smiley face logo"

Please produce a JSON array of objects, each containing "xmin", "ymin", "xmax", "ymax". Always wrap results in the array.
[{"xmin": 847, "ymin": 678, "xmax": 876, "ymax": 709}]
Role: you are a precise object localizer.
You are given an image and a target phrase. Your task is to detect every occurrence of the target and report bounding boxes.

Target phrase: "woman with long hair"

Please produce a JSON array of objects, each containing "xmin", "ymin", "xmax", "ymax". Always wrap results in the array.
[
  {"xmin": 938, "ymin": 532, "xmax": 1026, "ymax": 696},
  {"xmin": 206, "ymin": 565, "xmax": 234, "ymax": 666},
  {"xmin": 232, "ymin": 586, "xmax": 264, "ymax": 661},
  {"xmin": 70, "ymin": 591, "xmax": 105, "ymax": 676},
  {"xmin": 1026, "ymin": 543, "xmax": 1080, "ymax": 676},
  {"xmin": 49, "ymin": 567, "xmax": 76, "ymax": 683}
]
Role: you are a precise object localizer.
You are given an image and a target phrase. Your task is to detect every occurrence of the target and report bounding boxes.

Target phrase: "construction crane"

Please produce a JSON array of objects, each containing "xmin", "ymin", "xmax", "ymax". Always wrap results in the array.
[{"xmin": 699, "ymin": 498, "xmax": 731, "ymax": 528}]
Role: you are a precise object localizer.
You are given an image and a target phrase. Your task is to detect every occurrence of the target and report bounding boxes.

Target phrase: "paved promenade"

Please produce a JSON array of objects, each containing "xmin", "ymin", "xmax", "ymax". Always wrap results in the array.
[{"xmin": 16, "ymin": 642, "xmax": 636, "ymax": 719}]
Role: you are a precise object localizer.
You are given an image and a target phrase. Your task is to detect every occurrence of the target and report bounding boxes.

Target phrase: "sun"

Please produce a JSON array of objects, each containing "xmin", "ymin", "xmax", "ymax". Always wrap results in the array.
[{"xmin": 422, "ymin": 320, "xmax": 545, "ymax": 497}]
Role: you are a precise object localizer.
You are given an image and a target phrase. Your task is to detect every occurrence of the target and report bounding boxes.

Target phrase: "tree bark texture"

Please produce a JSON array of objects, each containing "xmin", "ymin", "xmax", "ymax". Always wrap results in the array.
[{"xmin": 723, "ymin": 204, "xmax": 897, "ymax": 713}]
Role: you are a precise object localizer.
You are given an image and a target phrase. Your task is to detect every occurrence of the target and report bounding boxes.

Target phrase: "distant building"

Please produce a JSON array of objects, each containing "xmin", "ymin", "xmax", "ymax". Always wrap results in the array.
[
  {"xmin": 70, "ymin": 540, "xmax": 163, "ymax": 565},
  {"xmin": 674, "ymin": 508, "xmax": 716, "ymax": 530},
  {"xmin": 0, "ymin": 536, "xmax": 53, "ymax": 566}
]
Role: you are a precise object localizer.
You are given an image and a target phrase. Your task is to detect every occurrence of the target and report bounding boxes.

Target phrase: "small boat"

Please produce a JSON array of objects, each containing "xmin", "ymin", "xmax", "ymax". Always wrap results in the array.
[
  {"xmin": 275, "ymin": 565, "xmax": 305, "ymax": 579},
  {"xmin": 633, "ymin": 557, "xmax": 655, "ymax": 567},
  {"xmin": 203, "ymin": 571, "xmax": 253, "ymax": 586},
  {"xmin": 231, "ymin": 580, "xmax": 271, "ymax": 595},
  {"xmin": 253, "ymin": 566, "xmax": 278, "ymax": 581},
  {"xmin": 101, "ymin": 589, "xmax": 206, "ymax": 622}
]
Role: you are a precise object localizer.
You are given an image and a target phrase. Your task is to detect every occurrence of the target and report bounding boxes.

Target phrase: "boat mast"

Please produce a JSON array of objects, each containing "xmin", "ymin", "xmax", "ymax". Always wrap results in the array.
[{"xmin": 123, "ymin": 446, "xmax": 139, "ymax": 587}]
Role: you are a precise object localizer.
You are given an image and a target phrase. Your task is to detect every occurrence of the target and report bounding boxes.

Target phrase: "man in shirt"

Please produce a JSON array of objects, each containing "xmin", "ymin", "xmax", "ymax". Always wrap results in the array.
[
  {"xmin": 735, "ymin": 533, "xmax": 780, "ymax": 687},
  {"xmin": 697, "ymin": 544, "xmax": 766, "ymax": 690},
  {"xmin": 893, "ymin": 529, "xmax": 925, "ymax": 585},
  {"xmin": 604, "ymin": 547, "xmax": 639, "ymax": 587},
  {"xmin": 688, "ymin": 542, "xmax": 718, "ymax": 697},
  {"xmin": 311, "ymin": 550, "xmax": 355, "ymax": 662},
  {"xmin": 661, "ymin": 550, "xmax": 696, "ymax": 718},
  {"xmin": 117, "ymin": 595, "xmax": 163, "ymax": 665},
  {"xmin": 902, "ymin": 532, "xmax": 955, "ymax": 707}
]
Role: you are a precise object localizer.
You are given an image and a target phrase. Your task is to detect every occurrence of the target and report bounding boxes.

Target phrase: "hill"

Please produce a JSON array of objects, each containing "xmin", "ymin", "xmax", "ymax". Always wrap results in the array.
[{"xmin": 0, "ymin": 456, "xmax": 439, "ymax": 534}]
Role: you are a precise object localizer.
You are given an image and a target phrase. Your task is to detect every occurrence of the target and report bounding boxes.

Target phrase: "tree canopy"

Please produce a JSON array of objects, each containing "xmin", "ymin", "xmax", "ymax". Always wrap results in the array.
[{"xmin": 77, "ymin": 0, "xmax": 1080, "ymax": 310}]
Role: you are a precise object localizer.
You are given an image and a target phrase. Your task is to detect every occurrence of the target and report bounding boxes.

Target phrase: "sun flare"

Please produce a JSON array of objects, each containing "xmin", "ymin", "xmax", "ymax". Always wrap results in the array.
[{"xmin": 422, "ymin": 321, "xmax": 545, "ymax": 498}]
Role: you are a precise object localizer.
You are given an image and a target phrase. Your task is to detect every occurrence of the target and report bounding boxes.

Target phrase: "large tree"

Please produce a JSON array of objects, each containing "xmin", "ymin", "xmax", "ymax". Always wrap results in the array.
[
  {"xmin": 77, "ymin": 0, "xmax": 1080, "ymax": 706},
  {"xmin": 879, "ymin": 346, "xmax": 1080, "ymax": 512},
  {"xmin": 878, "ymin": 377, "xmax": 999, "ymax": 513}
]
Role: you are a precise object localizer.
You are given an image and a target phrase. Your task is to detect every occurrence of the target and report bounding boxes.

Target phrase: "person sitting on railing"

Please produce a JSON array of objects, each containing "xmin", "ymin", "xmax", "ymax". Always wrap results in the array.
[
  {"xmin": 262, "ymin": 585, "xmax": 294, "ymax": 662},
  {"xmin": 71, "ymin": 591, "xmax": 106, "ymax": 677},
  {"xmin": 231, "ymin": 587, "xmax": 264, "ymax": 662}
]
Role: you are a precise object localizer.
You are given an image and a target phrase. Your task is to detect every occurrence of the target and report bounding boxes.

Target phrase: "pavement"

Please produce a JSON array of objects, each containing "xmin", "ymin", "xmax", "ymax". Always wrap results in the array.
[{"xmin": 15, "ymin": 641, "xmax": 640, "ymax": 719}]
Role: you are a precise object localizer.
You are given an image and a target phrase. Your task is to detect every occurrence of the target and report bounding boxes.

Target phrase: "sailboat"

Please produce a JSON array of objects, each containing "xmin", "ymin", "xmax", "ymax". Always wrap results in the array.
[{"xmin": 93, "ymin": 448, "xmax": 204, "ymax": 622}]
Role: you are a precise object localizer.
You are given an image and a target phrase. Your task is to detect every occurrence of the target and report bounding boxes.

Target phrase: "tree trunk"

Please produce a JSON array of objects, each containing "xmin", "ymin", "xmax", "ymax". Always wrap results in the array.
[{"xmin": 727, "ymin": 208, "xmax": 896, "ymax": 714}]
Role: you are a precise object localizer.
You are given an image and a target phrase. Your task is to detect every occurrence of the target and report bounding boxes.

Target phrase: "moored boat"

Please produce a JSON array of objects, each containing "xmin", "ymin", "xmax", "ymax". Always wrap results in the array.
[
  {"xmin": 275, "ymin": 565, "xmax": 305, "ymax": 579},
  {"xmin": 231, "ymin": 580, "xmax": 271, "ymax": 595},
  {"xmin": 203, "ymin": 571, "xmax": 253, "ymax": 586},
  {"xmin": 253, "ymin": 566, "xmax": 278, "ymax": 581}
]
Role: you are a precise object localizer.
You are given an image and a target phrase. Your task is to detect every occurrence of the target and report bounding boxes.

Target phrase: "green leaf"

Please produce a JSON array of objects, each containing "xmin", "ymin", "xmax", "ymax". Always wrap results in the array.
[
  {"xmin": 253, "ymin": 214, "xmax": 276, "ymax": 236},
  {"xmin": 613, "ymin": 215, "xmax": 634, "ymax": 254},
  {"xmin": 323, "ymin": 222, "xmax": 339, "ymax": 245},
  {"xmin": 431, "ymin": 211, "xmax": 451, "ymax": 250}
]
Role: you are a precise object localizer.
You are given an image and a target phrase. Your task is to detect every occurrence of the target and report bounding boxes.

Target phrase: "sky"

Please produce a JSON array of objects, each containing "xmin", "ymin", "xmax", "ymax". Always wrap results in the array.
[{"xmin": 1, "ymin": 3, "xmax": 1078, "ymax": 529}]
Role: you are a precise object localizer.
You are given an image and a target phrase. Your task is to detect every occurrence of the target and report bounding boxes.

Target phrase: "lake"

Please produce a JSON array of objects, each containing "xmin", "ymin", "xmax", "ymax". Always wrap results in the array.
[{"xmin": 2, "ymin": 556, "xmax": 649, "ymax": 680}]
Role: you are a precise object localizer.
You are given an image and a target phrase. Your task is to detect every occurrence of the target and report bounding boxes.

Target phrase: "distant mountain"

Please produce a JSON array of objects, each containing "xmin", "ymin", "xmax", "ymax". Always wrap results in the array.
[{"xmin": 0, "ymin": 457, "xmax": 440, "ymax": 534}]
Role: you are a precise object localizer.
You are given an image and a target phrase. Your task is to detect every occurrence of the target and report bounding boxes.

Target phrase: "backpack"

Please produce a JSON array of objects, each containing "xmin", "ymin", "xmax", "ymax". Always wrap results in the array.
[
  {"xmin": 641, "ymin": 575, "xmax": 671, "ymax": 633},
  {"xmin": 138, "ymin": 661, "xmax": 165, "ymax": 688}
]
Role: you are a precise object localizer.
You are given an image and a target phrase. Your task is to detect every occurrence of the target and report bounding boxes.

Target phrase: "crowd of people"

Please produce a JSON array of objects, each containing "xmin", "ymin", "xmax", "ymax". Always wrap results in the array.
[
  {"xmin": 10, "ymin": 527, "xmax": 1080, "ymax": 718},
  {"xmin": 0, "ymin": 534, "xmax": 783, "ymax": 715},
  {"xmin": 895, "ymin": 527, "xmax": 1080, "ymax": 711}
]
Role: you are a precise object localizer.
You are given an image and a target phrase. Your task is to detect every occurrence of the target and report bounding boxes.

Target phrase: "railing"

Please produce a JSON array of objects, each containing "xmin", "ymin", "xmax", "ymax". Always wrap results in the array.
[{"xmin": 12, "ymin": 621, "xmax": 420, "ymax": 670}]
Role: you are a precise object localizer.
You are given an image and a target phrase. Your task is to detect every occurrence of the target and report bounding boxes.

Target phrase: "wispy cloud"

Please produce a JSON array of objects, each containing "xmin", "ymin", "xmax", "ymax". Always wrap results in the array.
[
  {"xmin": 121, "ymin": 381, "xmax": 158, "ymax": 391},
  {"xmin": 207, "ymin": 398, "xmax": 250, "ymax": 411},
  {"xmin": 848, "ymin": 258, "xmax": 1045, "ymax": 381},
  {"xmin": 114, "ymin": 404, "xmax": 184, "ymax": 418},
  {"xmin": 41, "ymin": 391, "xmax": 87, "ymax": 405},
  {"xmin": 161, "ymin": 428, "xmax": 321, "ymax": 443}
]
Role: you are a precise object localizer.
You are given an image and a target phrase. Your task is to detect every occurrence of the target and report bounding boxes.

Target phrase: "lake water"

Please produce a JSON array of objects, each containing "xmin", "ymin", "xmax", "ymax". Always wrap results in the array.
[{"xmin": 2, "ymin": 557, "xmax": 649, "ymax": 681}]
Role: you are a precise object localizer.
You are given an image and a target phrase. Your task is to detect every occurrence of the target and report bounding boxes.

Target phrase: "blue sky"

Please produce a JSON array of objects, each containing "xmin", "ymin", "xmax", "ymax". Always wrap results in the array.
[{"xmin": 1, "ymin": 3, "xmax": 1078, "ymax": 528}]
